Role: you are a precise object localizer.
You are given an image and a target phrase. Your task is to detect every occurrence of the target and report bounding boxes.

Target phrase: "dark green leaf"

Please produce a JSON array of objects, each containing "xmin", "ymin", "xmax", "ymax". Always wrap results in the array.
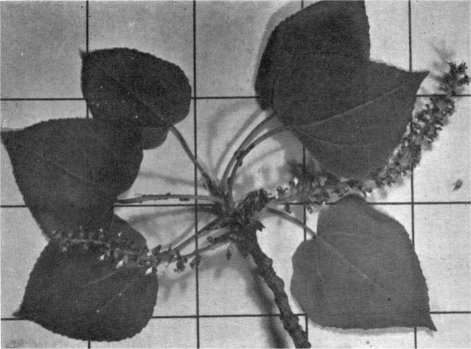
[
  {"xmin": 81, "ymin": 48, "xmax": 191, "ymax": 149},
  {"xmin": 275, "ymin": 58, "xmax": 427, "ymax": 178},
  {"xmin": 255, "ymin": 1, "xmax": 428, "ymax": 178},
  {"xmin": 291, "ymin": 195, "xmax": 435, "ymax": 331},
  {"xmin": 15, "ymin": 216, "xmax": 158, "ymax": 341},
  {"xmin": 256, "ymin": 1, "xmax": 370, "ymax": 110},
  {"xmin": 1, "ymin": 119, "xmax": 143, "ymax": 237}
]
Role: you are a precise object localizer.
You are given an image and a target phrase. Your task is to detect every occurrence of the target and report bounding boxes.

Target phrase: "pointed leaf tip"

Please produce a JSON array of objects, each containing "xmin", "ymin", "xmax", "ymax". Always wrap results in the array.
[
  {"xmin": 256, "ymin": 0, "xmax": 371, "ymax": 110},
  {"xmin": 291, "ymin": 195, "xmax": 435, "ymax": 331}
]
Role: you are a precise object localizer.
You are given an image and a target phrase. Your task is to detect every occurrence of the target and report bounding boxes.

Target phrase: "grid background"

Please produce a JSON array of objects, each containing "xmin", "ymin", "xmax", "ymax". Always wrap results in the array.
[{"xmin": 1, "ymin": 0, "xmax": 470, "ymax": 348}]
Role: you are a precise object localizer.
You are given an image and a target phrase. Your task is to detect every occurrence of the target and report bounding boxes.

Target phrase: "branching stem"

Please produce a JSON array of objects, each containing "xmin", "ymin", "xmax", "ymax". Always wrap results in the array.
[
  {"xmin": 226, "ymin": 125, "xmax": 293, "ymax": 204},
  {"xmin": 169, "ymin": 126, "xmax": 216, "ymax": 192},
  {"xmin": 172, "ymin": 217, "xmax": 227, "ymax": 253},
  {"xmin": 179, "ymin": 240, "xmax": 230, "ymax": 262},
  {"xmin": 221, "ymin": 113, "xmax": 277, "ymax": 192},
  {"xmin": 117, "ymin": 194, "xmax": 223, "ymax": 205}
]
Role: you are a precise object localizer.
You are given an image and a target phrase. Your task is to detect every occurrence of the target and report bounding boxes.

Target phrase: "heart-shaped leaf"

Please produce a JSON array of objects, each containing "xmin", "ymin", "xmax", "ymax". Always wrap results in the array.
[
  {"xmin": 255, "ymin": 1, "xmax": 428, "ymax": 179},
  {"xmin": 291, "ymin": 195, "xmax": 435, "ymax": 331},
  {"xmin": 1, "ymin": 119, "xmax": 143, "ymax": 237},
  {"xmin": 81, "ymin": 48, "xmax": 191, "ymax": 149},
  {"xmin": 15, "ymin": 216, "xmax": 158, "ymax": 341}
]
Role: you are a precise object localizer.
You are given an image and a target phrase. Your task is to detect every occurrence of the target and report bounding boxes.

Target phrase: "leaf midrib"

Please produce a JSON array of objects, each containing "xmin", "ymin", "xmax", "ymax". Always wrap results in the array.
[
  {"xmin": 291, "ymin": 86, "xmax": 402, "ymax": 129},
  {"xmin": 318, "ymin": 235, "xmax": 396, "ymax": 300}
]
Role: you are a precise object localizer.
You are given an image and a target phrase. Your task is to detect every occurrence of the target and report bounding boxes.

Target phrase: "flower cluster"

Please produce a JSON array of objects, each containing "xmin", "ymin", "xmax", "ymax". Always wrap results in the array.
[
  {"xmin": 50, "ymin": 224, "xmax": 215, "ymax": 273},
  {"xmin": 274, "ymin": 163, "xmax": 368, "ymax": 213},
  {"xmin": 50, "ymin": 226, "xmax": 163, "ymax": 273},
  {"xmin": 281, "ymin": 62, "xmax": 469, "ymax": 210},
  {"xmin": 372, "ymin": 63, "xmax": 469, "ymax": 187},
  {"xmin": 371, "ymin": 62, "xmax": 469, "ymax": 187}
]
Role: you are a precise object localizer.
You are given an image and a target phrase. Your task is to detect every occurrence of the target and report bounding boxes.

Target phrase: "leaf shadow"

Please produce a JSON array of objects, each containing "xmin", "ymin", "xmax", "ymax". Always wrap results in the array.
[
  {"xmin": 252, "ymin": 1, "xmax": 302, "ymax": 91},
  {"xmin": 231, "ymin": 117, "xmax": 303, "ymax": 202},
  {"xmin": 307, "ymin": 319, "xmax": 422, "ymax": 337}
]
